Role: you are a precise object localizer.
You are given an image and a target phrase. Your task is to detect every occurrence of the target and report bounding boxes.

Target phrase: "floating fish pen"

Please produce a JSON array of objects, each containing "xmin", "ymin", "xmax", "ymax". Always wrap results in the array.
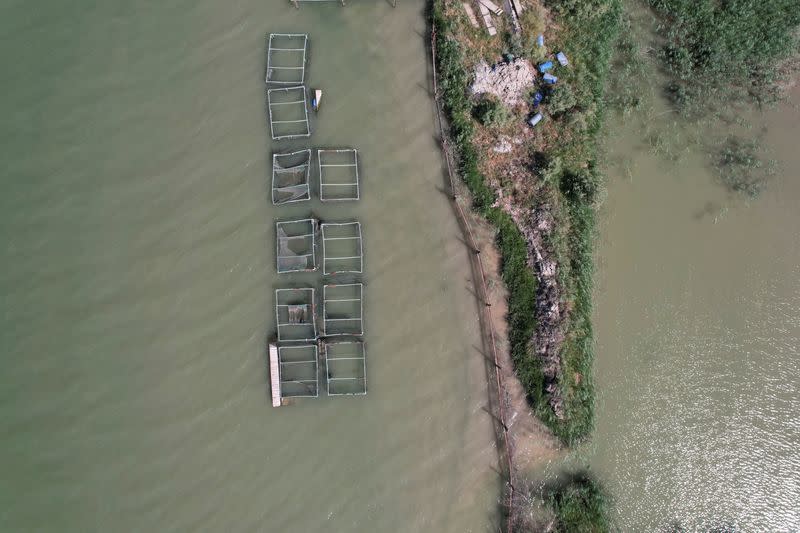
[
  {"xmin": 272, "ymin": 149, "xmax": 312, "ymax": 205},
  {"xmin": 276, "ymin": 218, "xmax": 317, "ymax": 273},
  {"xmin": 268, "ymin": 86, "xmax": 311, "ymax": 140},
  {"xmin": 324, "ymin": 341, "xmax": 367, "ymax": 395},
  {"xmin": 266, "ymin": 33, "xmax": 308, "ymax": 85},
  {"xmin": 318, "ymin": 149, "xmax": 360, "ymax": 201},
  {"xmin": 277, "ymin": 344, "xmax": 319, "ymax": 398},
  {"xmin": 321, "ymin": 222, "xmax": 363, "ymax": 275},
  {"xmin": 322, "ymin": 283, "xmax": 363, "ymax": 336},
  {"xmin": 275, "ymin": 287, "xmax": 318, "ymax": 342}
]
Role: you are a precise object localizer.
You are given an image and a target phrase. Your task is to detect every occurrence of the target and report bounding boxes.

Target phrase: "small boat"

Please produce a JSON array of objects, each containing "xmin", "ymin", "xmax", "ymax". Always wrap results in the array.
[{"xmin": 311, "ymin": 89, "xmax": 322, "ymax": 111}]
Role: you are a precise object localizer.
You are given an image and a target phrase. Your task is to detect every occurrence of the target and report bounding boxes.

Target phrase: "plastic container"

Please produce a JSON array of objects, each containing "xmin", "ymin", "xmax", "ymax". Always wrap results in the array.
[
  {"xmin": 528, "ymin": 113, "xmax": 543, "ymax": 127},
  {"xmin": 532, "ymin": 91, "xmax": 543, "ymax": 106},
  {"xmin": 556, "ymin": 52, "xmax": 569, "ymax": 66},
  {"xmin": 536, "ymin": 35, "xmax": 544, "ymax": 47},
  {"xmin": 543, "ymin": 73, "xmax": 558, "ymax": 84},
  {"xmin": 538, "ymin": 61, "xmax": 554, "ymax": 73}
]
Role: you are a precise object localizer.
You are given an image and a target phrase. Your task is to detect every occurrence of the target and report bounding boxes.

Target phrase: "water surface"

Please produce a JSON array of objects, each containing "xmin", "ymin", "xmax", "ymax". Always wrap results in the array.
[{"xmin": 0, "ymin": 2, "xmax": 499, "ymax": 530}]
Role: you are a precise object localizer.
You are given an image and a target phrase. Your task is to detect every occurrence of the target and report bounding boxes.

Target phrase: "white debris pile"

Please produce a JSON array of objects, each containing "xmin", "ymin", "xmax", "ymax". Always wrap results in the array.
[{"xmin": 471, "ymin": 59, "xmax": 536, "ymax": 106}]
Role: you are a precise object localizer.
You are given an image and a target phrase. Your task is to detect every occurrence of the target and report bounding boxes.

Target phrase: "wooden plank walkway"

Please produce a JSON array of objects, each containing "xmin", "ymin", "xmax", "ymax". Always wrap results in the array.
[
  {"xmin": 269, "ymin": 344, "xmax": 282, "ymax": 407},
  {"xmin": 477, "ymin": 1, "xmax": 497, "ymax": 35}
]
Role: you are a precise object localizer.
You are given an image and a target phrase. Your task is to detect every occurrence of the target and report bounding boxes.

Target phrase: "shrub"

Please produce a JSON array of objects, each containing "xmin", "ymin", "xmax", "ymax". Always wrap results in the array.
[
  {"xmin": 473, "ymin": 95, "xmax": 511, "ymax": 127},
  {"xmin": 548, "ymin": 84, "xmax": 578, "ymax": 116}
]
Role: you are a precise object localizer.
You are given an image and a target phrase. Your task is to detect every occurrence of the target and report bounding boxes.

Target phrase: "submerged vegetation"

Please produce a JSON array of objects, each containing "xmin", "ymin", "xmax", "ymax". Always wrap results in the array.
[
  {"xmin": 650, "ymin": 0, "xmax": 800, "ymax": 112},
  {"xmin": 714, "ymin": 136, "xmax": 775, "ymax": 198}
]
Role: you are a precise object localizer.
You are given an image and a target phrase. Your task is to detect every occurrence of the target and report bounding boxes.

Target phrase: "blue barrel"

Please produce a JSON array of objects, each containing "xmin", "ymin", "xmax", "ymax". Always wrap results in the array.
[
  {"xmin": 528, "ymin": 113, "xmax": 543, "ymax": 127},
  {"xmin": 532, "ymin": 91, "xmax": 543, "ymax": 106},
  {"xmin": 538, "ymin": 61, "xmax": 554, "ymax": 73},
  {"xmin": 543, "ymin": 73, "xmax": 558, "ymax": 84}
]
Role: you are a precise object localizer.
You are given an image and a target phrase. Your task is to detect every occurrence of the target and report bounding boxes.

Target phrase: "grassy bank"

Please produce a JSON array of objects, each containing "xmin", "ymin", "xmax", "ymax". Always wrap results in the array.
[{"xmin": 432, "ymin": 0, "xmax": 621, "ymax": 445}]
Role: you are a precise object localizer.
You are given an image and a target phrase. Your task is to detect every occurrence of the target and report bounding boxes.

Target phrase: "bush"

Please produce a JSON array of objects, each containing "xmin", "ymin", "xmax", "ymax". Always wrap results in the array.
[
  {"xmin": 548, "ymin": 84, "xmax": 578, "ymax": 116},
  {"xmin": 560, "ymin": 168, "xmax": 600, "ymax": 204},
  {"xmin": 473, "ymin": 95, "xmax": 511, "ymax": 127},
  {"xmin": 549, "ymin": 473, "xmax": 612, "ymax": 533}
]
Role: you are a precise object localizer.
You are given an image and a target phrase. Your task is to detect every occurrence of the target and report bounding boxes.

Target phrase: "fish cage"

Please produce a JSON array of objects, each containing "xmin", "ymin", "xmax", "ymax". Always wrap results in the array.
[
  {"xmin": 276, "ymin": 218, "xmax": 317, "ymax": 273},
  {"xmin": 324, "ymin": 341, "xmax": 366, "ymax": 396},
  {"xmin": 321, "ymin": 222, "xmax": 363, "ymax": 274},
  {"xmin": 266, "ymin": 33, "xmax": 308, "ymax": 85},
  {"xmin": 268, "ymin": 86, "xmax": 310, "ymax": 140},
  {"xmin": 322, "ymin": 283, "xmax": 363, "ymax": 336},
  {"xmin": 278, "ymin": 344, "xmax": 319, "ymax": 398},
  {"xmin": 272, "ymin": 149, "xmax": 311, "ymax": 205},
  {"xmin": 275, "ymin": 287, "xmax": 317, "ymax": 342},
  {"xmin": 318, "ymin": 149, "xmax": 360, "ymax": 201}
]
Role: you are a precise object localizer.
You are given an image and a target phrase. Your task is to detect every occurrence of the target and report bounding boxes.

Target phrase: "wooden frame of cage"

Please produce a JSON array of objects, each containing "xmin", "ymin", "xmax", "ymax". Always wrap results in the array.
[
  {"xmin": 324, "ymin": 341, "xmax": 367, "ymax": 396},
  {"xmin": 318, "ymin": 149, "xmax": 360, "ymax": 201},
  {"xmin": 266, "ymin": 33, "xmax": 308, "ymax": 85},
  {"xmin": 268, "ymin": 86, "xmax": 311, "ymax": 140},
  {"xmin": 272, "ymin": 149, "xmax": 312, "ymax": 205},
  {"xmin": 275, "ymin": 287, "xmax": 318, "ymax": 342},
  {"xmin": 276, "ymin": 218, "xmax": 317, "ymax": 274},
  {"xmin": 322, "ymin": 283, "xmax": 363, "ymax": 337},
  {"xmin": 321, "ymin": 222, "xmax": 363, "ymax": 275}
]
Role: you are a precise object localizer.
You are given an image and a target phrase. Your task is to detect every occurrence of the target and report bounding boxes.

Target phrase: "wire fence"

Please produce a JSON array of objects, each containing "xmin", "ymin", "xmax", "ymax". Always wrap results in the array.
[{"xmin": 430, "ymin": 24, "xmax": 516, "ymax": 533}]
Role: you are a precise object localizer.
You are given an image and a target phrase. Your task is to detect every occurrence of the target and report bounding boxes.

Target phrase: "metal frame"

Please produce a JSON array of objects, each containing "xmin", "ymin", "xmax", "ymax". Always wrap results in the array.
[
  {"xmin": 276, "ymin": 218, "xmax": 317, "ymax": 273},
  {"xmin": 321, "ymin": 222, "xmax": 363, "ymax": 275},
  {"xmin": 324, "ymin": 341, "xmax": 366, "ymax": 396},
  {"xmin": 318, "ymin": 149, "xmax": 360, "ymax": 201},
  {"xmin": 268, "ymin": 86, "xmax": 311, "ymax": 140},
  {"xmin": 278, "ymin": 344, "xmax": 319, "ymax": 398},
  {"xmin": 266, "ymin": 33, "xmax": 308, "ymax": 85},
  {"xmin": 272, "ymin": 149, "xmax": 311, "ymax": 205},
  {"xmin": 275, "ymin": 287, "xmax": 318, "ymax": 342},
  {"xmin": 322, "ymin": 283, "xmax": 363, "ymax": 337}
]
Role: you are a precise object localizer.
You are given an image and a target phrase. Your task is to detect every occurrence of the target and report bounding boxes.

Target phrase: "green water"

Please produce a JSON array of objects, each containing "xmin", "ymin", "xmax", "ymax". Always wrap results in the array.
[
  {"xmin": 0, "ymin": 1, "xmax": 500, "ymax": 530},
  {"xmin": 589, "ymin": 88, "xmax": 800, "ymax": 529}
]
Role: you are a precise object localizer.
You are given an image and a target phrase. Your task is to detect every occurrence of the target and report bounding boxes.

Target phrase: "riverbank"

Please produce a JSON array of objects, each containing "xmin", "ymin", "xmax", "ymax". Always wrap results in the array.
[
  {"xmin": 431, "ymin": 0, "xmax": 621, "ymax": 529},
  {"xmin": 432, "ymin": 0, "xmax": 621, "ymax": 446}
]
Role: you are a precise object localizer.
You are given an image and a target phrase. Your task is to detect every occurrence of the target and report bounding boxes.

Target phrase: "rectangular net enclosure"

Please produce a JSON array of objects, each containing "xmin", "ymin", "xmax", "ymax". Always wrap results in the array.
[
  {"xmin": 268, "ymin": 86, "xmax": 310, "ymax": 140},
  {"xmin": 276, "ymin": 218, "xmax": 317, "ymax": 273},
  {"xmin": 272, "ymin": 149, "xmax": 311, "ymax": 205},
  {"xmin": 266, "ymin": 33, "xmax": 308, "ymax": 85},
  {"xmin": 275, "ymin": 287, "xmax": 317, "ymax": 342},
  {"xmin": 318, "ymin": 149, "xmax": 360, "ymax": 201},
  {"xmin": 324, "ymin": 341, "xmax": 367, "ymax": 396},
  {"xmin": 321, "ymin": 222, "xmax": 363, "ymax": 274},
  {"xmin": 322, "ymin": 283, "xmax": 363, "ymax": 336},
  {"xmin": 278, "ymin": 344, "xmax": 319, "ymax": 398}
]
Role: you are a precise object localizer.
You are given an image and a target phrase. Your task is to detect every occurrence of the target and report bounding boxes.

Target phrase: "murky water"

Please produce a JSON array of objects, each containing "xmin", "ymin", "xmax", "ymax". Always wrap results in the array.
[
  {"xmin": 0, "ymin": 1, "xmax": 500, "ymax": 530},
  {"xmin": 591, "ymin": 71, "xmax": 800, "ymax": 530}
]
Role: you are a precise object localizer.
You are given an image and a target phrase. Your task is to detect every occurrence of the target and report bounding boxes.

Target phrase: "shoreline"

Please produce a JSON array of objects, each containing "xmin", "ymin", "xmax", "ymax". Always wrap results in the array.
[{"xmin": 430, "ymin": 0, "xmax": 621, "ymax": 528}]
